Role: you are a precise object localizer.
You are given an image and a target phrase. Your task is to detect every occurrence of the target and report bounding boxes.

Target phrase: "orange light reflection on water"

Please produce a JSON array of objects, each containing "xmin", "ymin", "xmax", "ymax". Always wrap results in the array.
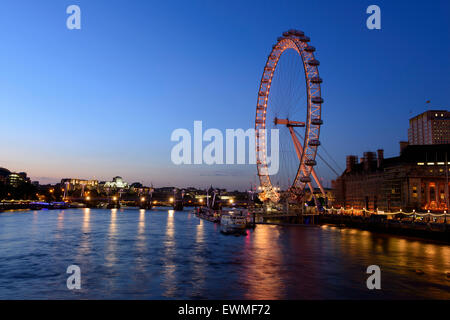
[{"xmin": 242, "ymin": 225, "xmax": 284, "ymax": 299}]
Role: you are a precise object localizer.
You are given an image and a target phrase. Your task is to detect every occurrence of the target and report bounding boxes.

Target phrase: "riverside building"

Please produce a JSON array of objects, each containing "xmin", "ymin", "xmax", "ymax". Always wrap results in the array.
[{"xmin": 332, "ymin": 144, "xmax": 449, "ymax": 212}]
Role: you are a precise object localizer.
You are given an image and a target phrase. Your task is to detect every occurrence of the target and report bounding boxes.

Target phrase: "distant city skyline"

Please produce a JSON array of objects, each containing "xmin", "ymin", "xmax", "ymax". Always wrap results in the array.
[{"xmin": 1, "ymin": 0, "xmax": 449, "ymax": 190}]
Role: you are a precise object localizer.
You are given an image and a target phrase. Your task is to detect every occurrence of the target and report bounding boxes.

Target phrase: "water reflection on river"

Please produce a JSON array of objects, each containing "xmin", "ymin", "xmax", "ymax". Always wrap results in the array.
[{"xmin": 0, "ymin": 208, "xmax": 448, "ymax": 299}]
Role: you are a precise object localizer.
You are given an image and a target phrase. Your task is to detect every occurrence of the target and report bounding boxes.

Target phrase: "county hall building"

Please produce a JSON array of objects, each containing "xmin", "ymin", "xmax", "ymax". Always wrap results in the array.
[{"xmin": 332, "ymin": 110, "xmax": 450, "ymax": 212}]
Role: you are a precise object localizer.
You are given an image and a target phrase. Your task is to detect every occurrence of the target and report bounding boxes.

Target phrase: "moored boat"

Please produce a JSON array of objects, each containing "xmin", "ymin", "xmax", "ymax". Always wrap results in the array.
[
  {"xmin": 220, "ymin": 213, "xmax": 247, "ymax": 234},
  {"xmin": 195, "ymin": 206, "xmax": 220, "ymax": 223}
]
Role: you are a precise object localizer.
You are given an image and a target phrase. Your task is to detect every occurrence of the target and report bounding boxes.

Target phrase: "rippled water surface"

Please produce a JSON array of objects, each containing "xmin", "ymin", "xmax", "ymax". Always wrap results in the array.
[{"xmin": 0, "ymin": 208, "xmax": 449, "ymax": 299}]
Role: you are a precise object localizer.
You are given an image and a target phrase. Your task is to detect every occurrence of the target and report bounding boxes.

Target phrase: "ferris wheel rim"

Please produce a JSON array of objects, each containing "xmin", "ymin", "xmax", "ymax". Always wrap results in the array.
[{"xmin": 255, "ymin": 29, "xmax": 323, "ymax": 203}]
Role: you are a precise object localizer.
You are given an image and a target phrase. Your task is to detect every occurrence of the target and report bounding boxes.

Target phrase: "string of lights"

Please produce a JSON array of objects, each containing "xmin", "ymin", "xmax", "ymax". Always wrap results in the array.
[{"xmin": 324, "ymin": 207, "xmax": 448, "ymax": 217}]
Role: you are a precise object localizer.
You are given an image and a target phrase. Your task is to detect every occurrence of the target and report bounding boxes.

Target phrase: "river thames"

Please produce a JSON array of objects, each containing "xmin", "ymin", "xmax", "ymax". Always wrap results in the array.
[{"xmin": 0, "ymin": 208, "xmax": 448, "ymax": 299}]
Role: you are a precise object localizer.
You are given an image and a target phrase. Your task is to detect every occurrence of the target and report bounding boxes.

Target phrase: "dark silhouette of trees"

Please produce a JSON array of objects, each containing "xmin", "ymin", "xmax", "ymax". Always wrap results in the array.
[{"xmin": 0, "ymin": 181, "xmax": 38, "ymax": 200}]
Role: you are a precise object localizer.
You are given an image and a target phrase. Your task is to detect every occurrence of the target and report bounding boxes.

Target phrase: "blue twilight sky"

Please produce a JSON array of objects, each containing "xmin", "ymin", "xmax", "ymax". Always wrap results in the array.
[{"xmin": 0, "ymin": 0, "xmax": 449, "ymax": 190}]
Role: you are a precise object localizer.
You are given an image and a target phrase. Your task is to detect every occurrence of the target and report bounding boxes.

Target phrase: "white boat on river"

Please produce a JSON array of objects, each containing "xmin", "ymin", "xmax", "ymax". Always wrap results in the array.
[{"xmin": 220, "ymin": 211, "xmax": 248, "ymax": 234}]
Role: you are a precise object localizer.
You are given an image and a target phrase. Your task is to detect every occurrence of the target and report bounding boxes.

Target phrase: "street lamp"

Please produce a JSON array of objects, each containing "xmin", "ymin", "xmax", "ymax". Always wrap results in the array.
[
  {"xmin": 169, "ymin": 197, "xmax": 174, "ymax": 203},
  {"xmin": 141, "ymin": 197, "xmax": 146, "ymax": 202}
]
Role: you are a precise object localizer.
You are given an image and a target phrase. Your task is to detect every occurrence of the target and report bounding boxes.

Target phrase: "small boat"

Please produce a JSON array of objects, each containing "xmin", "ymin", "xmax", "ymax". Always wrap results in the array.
[
  {"xmin": 70, "ymin": 202, "xmax": 87, "ymax": 208},
  {"xmin": 97, "ymin": 202, "xmax": 109, "ymax": 209},
  {"xmin": 220, "ymin": 213, "xmax": 247, "ymax": 234},
  {"xmin": 196, "ymin": 207, "xmax": 220, "ymax": 223},
  {"xmin": 49, "ymin": 202, "xmax": 69, "ymax": 209}
]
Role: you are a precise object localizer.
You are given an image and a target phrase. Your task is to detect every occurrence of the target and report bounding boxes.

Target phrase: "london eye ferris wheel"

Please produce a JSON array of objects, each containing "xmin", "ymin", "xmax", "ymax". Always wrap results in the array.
[{"xmin": 255, "ymin": 29, "xmax": 326, "ymax": 204}]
